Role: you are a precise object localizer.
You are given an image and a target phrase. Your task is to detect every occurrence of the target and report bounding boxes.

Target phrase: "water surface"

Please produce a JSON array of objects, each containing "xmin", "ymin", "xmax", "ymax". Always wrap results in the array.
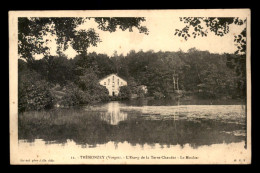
[{"xmin": 19, "ymin": 99, "xmax": 246, "ymax": 150}]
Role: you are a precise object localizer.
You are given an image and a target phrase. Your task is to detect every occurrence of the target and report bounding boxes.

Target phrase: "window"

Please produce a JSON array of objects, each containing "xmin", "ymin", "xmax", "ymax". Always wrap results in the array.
[
  {"xmin": 108, "ymin": 79, "xmax": 110, "ymax": 85},
  {"xmin": 121, "ymin": 82, "xmax": 123, "ymax": 85},
  {"xmin": 118, "ymin": 79, "xmax": 119, "ymax": 85},
  {"xmin": 112, "ymin": 76, "xmax": 114, "ymax": 81},
  {"xmin": 104, "ymin": 82, "xmax": 106, "ymax": 85}
]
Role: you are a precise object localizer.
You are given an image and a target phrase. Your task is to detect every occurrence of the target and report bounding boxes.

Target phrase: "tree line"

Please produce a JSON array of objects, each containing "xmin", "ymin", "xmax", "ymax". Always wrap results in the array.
[{"xmin": 18, "ymin": 48, "xmax": 246, "ymax": 112}]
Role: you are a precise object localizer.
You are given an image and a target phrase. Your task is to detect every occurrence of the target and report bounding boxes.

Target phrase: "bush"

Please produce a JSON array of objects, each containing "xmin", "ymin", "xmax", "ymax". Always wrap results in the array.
[
  {"xmin": 118, "ymin": 86, "xmax": 131, "ymax": 100},
  {"xmin": 60, "ymin": 83, "xmax": 90, "ymax": 107},
  {"xmin": 91, "ymin": 84, "xmax": 109, "ymax": 102},
  {"xmin": 136, "ymin": 86, "xmax": 146, "ymax": 98},
  {"xmin": 60, "ymin": 81, "xmax": 109, "ymax": 107},
  {"xmin": 76, "ymin": 69, "xmax": 109, "ymax": 102},
  {"xmin": 153, "ymin": 91, "xmax": 165, "ymax": 100},
  {"xmin": 18, "ymin": 70, "xmax": 54, "ymax": 113}
]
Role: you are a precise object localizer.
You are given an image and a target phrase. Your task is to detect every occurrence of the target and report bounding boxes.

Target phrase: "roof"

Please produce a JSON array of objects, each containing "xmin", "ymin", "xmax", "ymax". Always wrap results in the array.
[{"xmin": 99, "ymin": 73, "xmax": 127, "ymax": 82}]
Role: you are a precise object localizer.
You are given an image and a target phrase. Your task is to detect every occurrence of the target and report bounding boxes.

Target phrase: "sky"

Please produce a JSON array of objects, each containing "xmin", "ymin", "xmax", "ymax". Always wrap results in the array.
[{"xmin": 36, "ymin": 17, "xmax": 245, "ymax": 59}]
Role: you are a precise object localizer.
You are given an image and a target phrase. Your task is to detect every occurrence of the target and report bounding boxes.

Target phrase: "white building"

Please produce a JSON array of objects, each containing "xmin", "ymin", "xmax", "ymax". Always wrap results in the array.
[{"xmin": 99, "ymin": 73, "xmax": 127, "ymax": 96}]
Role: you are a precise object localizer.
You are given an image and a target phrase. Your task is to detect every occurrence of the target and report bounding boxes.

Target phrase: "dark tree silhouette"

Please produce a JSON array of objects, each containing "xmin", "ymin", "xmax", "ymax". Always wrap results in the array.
[
  {"xmin": 18, "ymin": 17, "xmax": 149, "ymax": 62},
  {"xmin": 174, "ymin": 17, "xmax": 246, "ymax": 54}
]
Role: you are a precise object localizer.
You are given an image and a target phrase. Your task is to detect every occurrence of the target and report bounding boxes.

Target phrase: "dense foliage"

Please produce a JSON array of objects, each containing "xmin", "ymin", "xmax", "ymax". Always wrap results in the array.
[
  {"xmin": 18, "ymin": 48, "xmax": 246, "ymax": 112},
  {"xmin": 175, "ymin": 17, "xmax": 247, "ymax": 98},
  {"xmin": 18, "ymin": 60, "xmax": 54, "ymax": 112}
]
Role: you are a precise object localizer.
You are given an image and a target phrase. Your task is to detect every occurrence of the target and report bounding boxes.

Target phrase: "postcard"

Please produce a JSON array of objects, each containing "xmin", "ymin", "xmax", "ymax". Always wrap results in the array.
[{"xmin": 9, "ymin": 9, "xmax": 251, "ymax": 164}]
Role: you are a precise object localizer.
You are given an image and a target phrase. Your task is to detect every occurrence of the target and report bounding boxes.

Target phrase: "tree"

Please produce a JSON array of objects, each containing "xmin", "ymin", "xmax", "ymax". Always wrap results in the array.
[
  {"xmin": 197, "ymin": 55, "xmax": 238, "ymax": 98},
  {"xmin": 175, "ymin": 17, "xmax": 247, "ymax": 98},
  {"xmin": 18, "ymin": 17, "xmax": 86, "ymax": 63},
  {"xmin": 60, "ymin": 82, "xmax": 90, "ymax": 106},
  {"xmin": 76, "ymin": 68, "xmax": 109, "ymax": 102},
  {"xmin": 94, "ymin": 53, "xmax": 115, "ymax": 78},
  {"xmin": 30, "ymin": 55, "xmax": 74, "ymax": 86},
  {"xmin": 161, "ymin": 51, "xmax": 186, "ymax": 92},
  {"xmin": 18, "ymin": 61, "xmax": 54, "ymax": 112},
  {"xmin": 71, "ymin": 29, "xmax": 101, "ymax": 56},
  {"xmin": 118, "ymin": 86, "xmax": 131, "ymax": 100},
  {"xmin": 18, "ymin": 17, "xmax": 148, "ymax": 62},
  {"xmin": 175, "ymin": 17, "xmax": 246, "ymax": 54}
]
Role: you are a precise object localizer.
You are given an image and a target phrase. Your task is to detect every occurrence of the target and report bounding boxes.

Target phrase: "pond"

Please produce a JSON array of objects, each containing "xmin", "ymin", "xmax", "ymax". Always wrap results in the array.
[{"xmin": 18, "ymin": 98, "xmax": 247, "ymax": 151}]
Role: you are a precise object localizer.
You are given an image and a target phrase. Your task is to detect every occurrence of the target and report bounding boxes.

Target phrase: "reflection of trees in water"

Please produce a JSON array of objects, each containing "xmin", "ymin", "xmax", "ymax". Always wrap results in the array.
[
  {"xmin": 123, "ymin": 98, "xmax": 245, "ymax": 106},
  {"xmin": 19, "ymin": 101, "xmax": 246, "ymax": 148},
  {"xmin": 19, "ymin": 114, "xmax": 246, "ymax": 148},
  {"xmin": 100, "ymin": 102, "xmax": 128, "ymax": 125}
]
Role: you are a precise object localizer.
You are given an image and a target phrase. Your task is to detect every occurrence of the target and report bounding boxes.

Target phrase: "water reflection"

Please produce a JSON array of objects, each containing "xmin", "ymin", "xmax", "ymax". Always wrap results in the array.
[
  {"xmin": 100, "ymin": 102, "xmax": 128, "ymax": 125},
  {"xmin": 120, "ymin": 98, "xmax": 245, "ymax": 106},
  {"xmin": 18, "ymin": 100, "xmax": 246, "ymax": 149}
]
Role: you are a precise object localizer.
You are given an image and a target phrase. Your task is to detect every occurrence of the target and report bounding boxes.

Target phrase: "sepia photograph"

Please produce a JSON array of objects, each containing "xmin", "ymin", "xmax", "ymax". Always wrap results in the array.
[{"xmin": 9, "ymin": 9, "xmax": 251, "ymax": 164}]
